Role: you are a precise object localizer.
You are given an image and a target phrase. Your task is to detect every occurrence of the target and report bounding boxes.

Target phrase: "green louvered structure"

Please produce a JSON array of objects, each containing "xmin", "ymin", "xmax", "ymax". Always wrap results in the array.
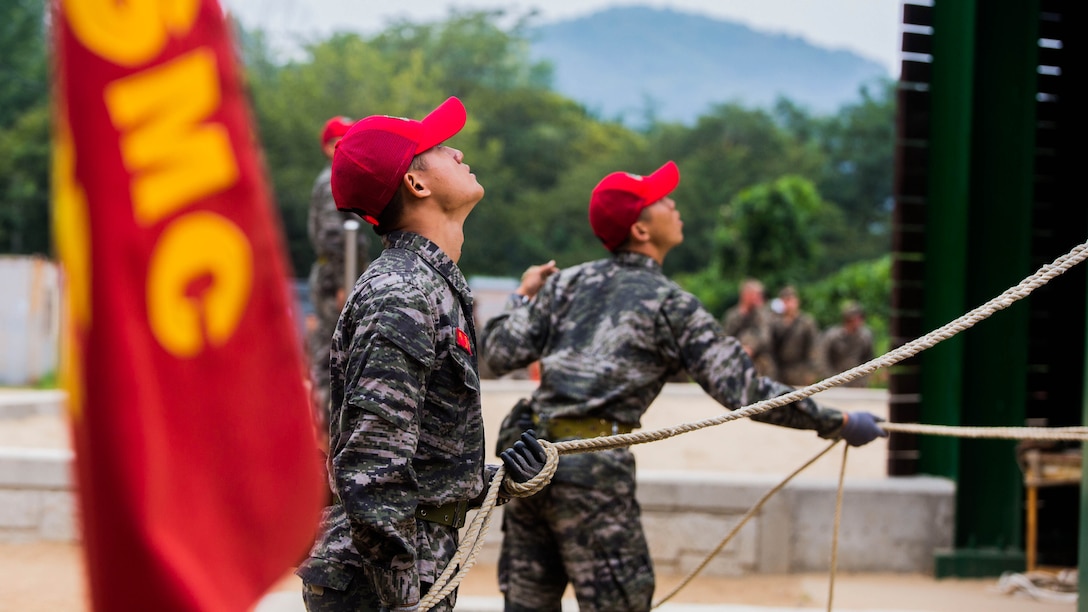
[{"xmin": 887, "ymin": 0, "xmax": 1087, "ymax": 592}]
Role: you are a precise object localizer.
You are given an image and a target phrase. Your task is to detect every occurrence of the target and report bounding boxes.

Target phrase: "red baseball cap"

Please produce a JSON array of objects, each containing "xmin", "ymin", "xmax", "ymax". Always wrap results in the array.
[
  {"xmin": 589, "ymin": 161, "xmax": 681, "ymax": 251},
  {"xmin": 331, "ymin": 97, "xmax": 467, "ymax": 225},
  {"xmin": 321, "ymin": 116, "xmax": 354, "ymax": 145}
]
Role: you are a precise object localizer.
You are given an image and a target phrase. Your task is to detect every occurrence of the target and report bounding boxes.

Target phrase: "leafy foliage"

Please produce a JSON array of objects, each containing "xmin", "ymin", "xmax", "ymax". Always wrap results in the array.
[
  {"xmin": 799, "ymin": 255, "xmax": 892, "ymax": 354},
  {"xmin": 0, "ymin": 0, "xmax": 49, "ymax": 254},
  {"xmin": 714, "ymin": 175, "xmax": 835, "ymax": 293},
  {"xmin": 5, "ymin": 8, "xmax": 893, "ymax": 351}
]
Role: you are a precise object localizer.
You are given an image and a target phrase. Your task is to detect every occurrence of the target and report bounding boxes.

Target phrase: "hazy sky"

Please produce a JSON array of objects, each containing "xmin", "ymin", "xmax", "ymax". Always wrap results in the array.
[{"xmin": 222, "ymin": 0, "xmax": 904, "ymax": 75}]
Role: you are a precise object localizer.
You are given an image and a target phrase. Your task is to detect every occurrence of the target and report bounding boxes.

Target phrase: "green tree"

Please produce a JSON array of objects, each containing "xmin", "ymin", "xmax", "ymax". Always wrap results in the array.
[
  {"xmin": 0, "ymin": 0, "xmax": 47, "ymax": 127},
  {"xmin": 0, "ymin": 0, "xmax": 49, "ymax": 255},
  {"xmin": 714, "ymin": 175, "xmax": 838, "ymax": 296},
  {"xmin": 0, "ymin": 105, "xmax": 51, "ymax": 255},
  {"xmin": 460, "ymin": 90, "xmax": 648, "ymax": 275},
  {"xmin": 775, "ymin": 80, "xmax": 895, "ymax": 270},
  {"xmin": 647, "ymin": 102, "xmax": 826, "ymax": 276}
]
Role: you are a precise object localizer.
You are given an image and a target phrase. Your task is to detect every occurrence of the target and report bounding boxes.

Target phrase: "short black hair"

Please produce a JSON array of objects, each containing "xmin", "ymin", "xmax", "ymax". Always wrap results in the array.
[{"xmin": 373, "ymin": 154, "xmax": 427, "ymax": 236}]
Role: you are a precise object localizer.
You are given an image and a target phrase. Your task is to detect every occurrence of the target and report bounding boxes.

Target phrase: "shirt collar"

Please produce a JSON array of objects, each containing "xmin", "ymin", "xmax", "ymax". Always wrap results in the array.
[
  {"xmin": 383, "ymin": 230, "xmax": 472, "ymax": 301},
  {"xmin": 612, "ymin": 250, "xmax": 662, "ymax": 273}
]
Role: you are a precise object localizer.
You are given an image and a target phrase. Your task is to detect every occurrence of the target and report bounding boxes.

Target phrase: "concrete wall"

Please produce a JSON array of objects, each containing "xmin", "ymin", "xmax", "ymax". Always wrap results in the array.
[
  {"xmin": 0, "ymin": 447, "xmax": 77, "ymax": 543},
  {"xmin": 0, "ymin": 256, "xmax": 61, "ymax": 386},
  {"xmin": 0, "ymin": 384, "xmax": 955, "ymax": 574},
  {"xmin": 464, "ymin": 471, "xmax": 954, "ymax": 575}
]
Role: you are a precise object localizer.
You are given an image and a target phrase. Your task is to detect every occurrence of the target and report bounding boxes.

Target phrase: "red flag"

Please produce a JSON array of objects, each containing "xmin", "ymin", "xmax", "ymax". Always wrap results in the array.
[{"xmin": 50, "ymin": 1, "xmax": 326, "ymax": 610}]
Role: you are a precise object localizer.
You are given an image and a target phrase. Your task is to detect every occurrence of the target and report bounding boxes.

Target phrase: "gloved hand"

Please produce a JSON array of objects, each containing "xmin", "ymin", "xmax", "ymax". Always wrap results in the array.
[
  {"xmin": 378, "ymin": 604, "xmax": 419, "ymax": 612},
  {"xmin": 840, "ymin": 412, "xmax": 888, "ymax": 446},
  {"xmin": 500, "ymin": 430, "xmax": 548, "ymax": 483}
]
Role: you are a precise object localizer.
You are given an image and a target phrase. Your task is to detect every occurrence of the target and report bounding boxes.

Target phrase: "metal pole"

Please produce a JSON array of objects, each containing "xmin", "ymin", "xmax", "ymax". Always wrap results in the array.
[{"xmin": 343, "ymin": 219, "xmax": 360, "ymax": 295}]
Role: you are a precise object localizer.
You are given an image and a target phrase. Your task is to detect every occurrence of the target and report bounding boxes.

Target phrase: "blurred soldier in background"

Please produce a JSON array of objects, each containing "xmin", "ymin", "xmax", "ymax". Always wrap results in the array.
[
  {"xmin": 819, "ymin": 300, "xmax": 875, "ymax": 387},
  {"xmin": 770, "ymin": 285, "xmax": 820, "ymax": 387},
  {"xmin": 307, "ymin": 116, "xmax": 371, "ymax": 443},
  {"xmin": 721, "ymin": 277, "xmax": 776, "ymax": 378}
]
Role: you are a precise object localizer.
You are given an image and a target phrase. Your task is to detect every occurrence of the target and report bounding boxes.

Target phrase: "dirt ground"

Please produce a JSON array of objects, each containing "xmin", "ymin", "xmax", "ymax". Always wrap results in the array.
[
  {"xmin": 0, "ymin": 385, "xmax": 1078, "ymax": 610},
  {"xmin": 0, "ymin": 540, "xmax": 1074, "ymax": 611}
]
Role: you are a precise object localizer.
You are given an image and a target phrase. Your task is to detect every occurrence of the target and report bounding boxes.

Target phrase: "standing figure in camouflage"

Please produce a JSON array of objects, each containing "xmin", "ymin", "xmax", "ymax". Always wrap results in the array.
[
  {"xmin": 721, "ymin": 277, "xmax": 776, "ymax": 378},
  {"xmin": 481, "ymin": 161, "xmax": 887, "ymax": 612},
  {"xmin": 818, "ymin": 301, "xmax": 875, "ymax": 387},
  {"xmin": 770, "ymin": 285, "xmax": 821, "ymax": 386},
  {"xmin": 308, "ymin": 116, "xmax": 371, "ymax": 441},
  {"xmin": 295, "ymin": 97, "xmax": 547, "ymax": 612}
]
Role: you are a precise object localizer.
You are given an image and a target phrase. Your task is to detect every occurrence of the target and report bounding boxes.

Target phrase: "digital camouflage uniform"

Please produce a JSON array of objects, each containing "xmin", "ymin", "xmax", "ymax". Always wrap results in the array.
[
  {"xmin": 481, "ymin": 252, "xmax": 848, "ymax": 612},
  {"xmin": 296, "ymin": 232, "xmax": 487, "ymax": 612},
  {"xmin": 819, "ymin": 323, "xmax": 875, "ymax": 387},
  {"xmin": 770, "ymin": 311, "xmax": 821, "ymax": 387},
  {"xmin": 308, "ymin": 164, "xmax": 371, "ymax": 430},
  {"xmin": 721, "ymin": 305, "xmax": 776, "ymax": 379}
]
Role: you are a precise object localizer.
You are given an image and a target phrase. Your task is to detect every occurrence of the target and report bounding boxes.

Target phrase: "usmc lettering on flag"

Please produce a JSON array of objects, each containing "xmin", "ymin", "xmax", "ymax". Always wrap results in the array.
[
  {"xmin": 51, "ymin": 1, "xmax": 325, "ymax": 610},
  {"xmin": 65, "ymin": 1, "xmax": 249, "ymax": 358}
]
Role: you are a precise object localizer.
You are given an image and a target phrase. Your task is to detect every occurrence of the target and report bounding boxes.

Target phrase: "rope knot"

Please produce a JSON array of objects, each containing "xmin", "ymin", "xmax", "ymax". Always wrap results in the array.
[{"xmin": 502, "ymin": 439, "xmax": 559, "ymax": 498}]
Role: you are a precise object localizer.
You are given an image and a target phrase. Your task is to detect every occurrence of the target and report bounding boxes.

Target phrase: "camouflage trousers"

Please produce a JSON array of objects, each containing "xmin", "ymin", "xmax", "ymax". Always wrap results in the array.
[
  {"xmin": 307, "ymin": 264, "xmax": 343, "ymax": 432},
  {"xmin": 300, "ymin": 578, "xmax": 448, "ymax": 612},
  {"xmin": 499, "ymin": 466, "xmax": 655, "ymax": 612},
  {"xmin": 298, "ymin": 513, "xmax": 459, "ymax": 612}
]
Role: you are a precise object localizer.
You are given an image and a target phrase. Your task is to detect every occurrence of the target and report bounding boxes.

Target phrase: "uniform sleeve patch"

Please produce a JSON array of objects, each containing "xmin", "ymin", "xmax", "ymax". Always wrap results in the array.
[{"xmin": 456, "ymin": 328, "xmax": 473, "ymax": 355}]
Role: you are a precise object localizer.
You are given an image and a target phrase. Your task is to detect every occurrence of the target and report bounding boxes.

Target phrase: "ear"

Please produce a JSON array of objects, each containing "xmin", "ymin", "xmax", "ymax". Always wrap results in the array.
[
  {"xmin": 629, "ymin": 219, "xmax": 651, "ymax": 244},
  {"xmin": 402, "ymin": 170, "xmax": 431, "ymax": 199}
]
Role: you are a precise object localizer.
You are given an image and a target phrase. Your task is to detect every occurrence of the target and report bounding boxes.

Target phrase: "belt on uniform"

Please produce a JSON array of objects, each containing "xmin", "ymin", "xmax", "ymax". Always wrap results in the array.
[
  {"xmin": 534, "ymin": 415, "xmax": 634, "ymax": 440},
  {"xmin": 415, "ymin": 499, "xmax": 468, "ymax": 529}
]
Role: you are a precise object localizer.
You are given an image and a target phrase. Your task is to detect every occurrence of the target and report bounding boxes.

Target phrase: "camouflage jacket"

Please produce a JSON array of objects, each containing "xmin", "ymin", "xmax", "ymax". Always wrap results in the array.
[
  {"xmin": 819, "ymin": 324, "xmax": 874, "ymax": 386},
  {"xmin": 299, "ymin": 231, "xmax": 485, "ymax": 607},
  {"xmin": 722, "ymin": 304, "xmax": 776, "ymax": 377},
  {"xmin": 481, "ymin": 251, "xmax": 845, "ymax": 468},
  {"xmin": 771, "ymin": 311, "xmax": 821, "ymax": 386},
  {"xmin": 308, "ymin": 165, "xmax": 370, "ymax": 297}
]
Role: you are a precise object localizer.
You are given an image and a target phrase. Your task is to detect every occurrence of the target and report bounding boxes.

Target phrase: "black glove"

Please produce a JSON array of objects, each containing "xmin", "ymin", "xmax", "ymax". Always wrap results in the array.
[
  {"xmin": 500, "ymin": 430, "xmax": 548, "ymax": 483},
  {"xmin": 840, "ymin": 412, "xmax": 888, "ymax": 446},
  {"xmin": 378, "ymin": 605, "xmax": 418, "ymax": 612}
]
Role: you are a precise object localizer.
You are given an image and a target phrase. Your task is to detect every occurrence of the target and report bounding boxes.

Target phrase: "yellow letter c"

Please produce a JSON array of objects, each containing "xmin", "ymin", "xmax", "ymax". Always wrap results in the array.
[{"xmin": 147, "ymin": 212, "xmax": 253, "ymax": 358}]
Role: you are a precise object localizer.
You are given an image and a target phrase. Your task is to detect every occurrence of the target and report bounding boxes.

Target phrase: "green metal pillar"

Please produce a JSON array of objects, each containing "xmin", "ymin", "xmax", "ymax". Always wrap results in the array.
[
  {"xmin": 927, "ymin": 1, "xmax": 1039, "ymax": 577},
  {"xmin": 919, "ymin": 0, "xmax": 974, "ymax": 482}
]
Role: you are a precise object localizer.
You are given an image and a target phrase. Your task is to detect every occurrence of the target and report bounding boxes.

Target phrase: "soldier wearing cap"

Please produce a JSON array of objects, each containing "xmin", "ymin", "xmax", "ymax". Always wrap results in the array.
[
  {"xmin": 770, "ymin": 285, "xmax": 821, "ymax": 386},
  {"xmin": 818, "ymin": 300, "xmax": 875, "ymax": 387},
  {"xmin": 307, "ymin": 116, "xmax": 371, "ymax": 441},
  {"xmin": 721, "ymin": 277, "xmax": 777, "ymax": 378},
  {"xmin": 295, "ymin": 98, "xmax": 547, "ymax": 612},
  {"xmin": 482, "ymin": 161, "xmax": 888, "ymax": 612}
]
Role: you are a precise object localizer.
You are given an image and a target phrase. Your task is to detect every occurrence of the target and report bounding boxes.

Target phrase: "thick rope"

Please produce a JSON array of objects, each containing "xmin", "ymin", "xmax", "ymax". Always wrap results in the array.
[
  {"xmin": 502, "ymin": 442, "xmax": 560, "ymax": 498},
  {"xmin": 420, "ymin": 446, "xmax": 560, "ymax": 610},
  {"xmin": 419, "ymin": 238, "xmax": 1088, "ymax": 609},
  {"xmin": 993, "ymin": 570, "xmax": 1078, "ymax": 603},
  {"xmin": 651, "ymin": 440, "xmax": 843, "ymax": 609},
  {"xmin": 419, "ymin": 465, "xmax": 507, "ymax": 610},
  {"xmin": 827, "ymin": 444, "xmax": 849, "ymax": 612},
  {"xmin": 882, "ymin": 422, "xmax": 1088, "ymax": 440},
  {"xmin": 551, "ymin": 239, "xmax": 1088, "ymax": 458}
]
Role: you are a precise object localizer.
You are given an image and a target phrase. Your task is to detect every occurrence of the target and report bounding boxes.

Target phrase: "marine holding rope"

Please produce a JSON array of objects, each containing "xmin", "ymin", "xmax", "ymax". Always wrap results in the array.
[
  {"xmin": 294, "ymin": 97, "xmax": 548, "ymax": 612},
  {"xmin": 481, "ymin": 160, "xmax": 887, "ymax": 612}
]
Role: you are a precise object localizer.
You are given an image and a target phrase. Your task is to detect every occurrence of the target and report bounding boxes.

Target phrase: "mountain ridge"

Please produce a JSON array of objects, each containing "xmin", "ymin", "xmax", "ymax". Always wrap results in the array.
[{"xmin": 528, "ymin": 5, "xmax": 890, "ymax": 124}]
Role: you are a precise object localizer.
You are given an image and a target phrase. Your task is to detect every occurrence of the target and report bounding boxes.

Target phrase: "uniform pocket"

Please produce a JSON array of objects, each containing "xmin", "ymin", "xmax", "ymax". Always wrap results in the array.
[{"xmin": 419, "ymin": 342, "xmax": 478, "ymax": 455}]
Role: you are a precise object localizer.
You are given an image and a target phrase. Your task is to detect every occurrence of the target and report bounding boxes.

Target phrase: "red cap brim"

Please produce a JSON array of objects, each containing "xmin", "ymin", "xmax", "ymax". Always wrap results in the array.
[
  {"xmin": 640, "ymin": 161, "xmax": 680, "ymax": 205},
  {"xmin": 414, "ymin": 97, "xmax": 467, "ymax": 154}
]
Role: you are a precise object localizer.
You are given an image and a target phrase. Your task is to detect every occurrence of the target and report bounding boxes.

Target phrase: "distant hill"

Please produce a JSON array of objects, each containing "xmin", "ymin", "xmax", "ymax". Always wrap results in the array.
[{"xmin": 528, "ymin": 5, "xmax": 890, "ymax": 125}]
